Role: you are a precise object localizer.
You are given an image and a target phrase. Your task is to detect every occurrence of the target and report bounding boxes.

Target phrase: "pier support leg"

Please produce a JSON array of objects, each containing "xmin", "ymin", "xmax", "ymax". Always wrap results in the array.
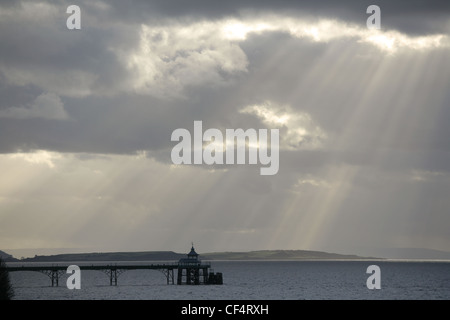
[
  {"xmin": 109, "ymin": 268, "xmax": 118, "ymax": 286},
  {"xmin": 51, "ymin": 270, "xmax": 59, "ymax": 287},
  {"xmin": 202, "ymin": 268, "xmax": 208, "ymax": 284},
  {"xmin": 166, "ymin": 269, "xmax": 174, "ymax": 285},
  {"xmin": 177, "ymin": 268, "xmax": 183, "ymax": 285}
]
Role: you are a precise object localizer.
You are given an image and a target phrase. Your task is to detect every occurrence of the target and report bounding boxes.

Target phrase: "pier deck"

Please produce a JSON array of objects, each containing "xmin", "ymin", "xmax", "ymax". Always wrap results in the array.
[{"xmin": 5, "ymin": 262, "xmax": 219, "ymax": 286}]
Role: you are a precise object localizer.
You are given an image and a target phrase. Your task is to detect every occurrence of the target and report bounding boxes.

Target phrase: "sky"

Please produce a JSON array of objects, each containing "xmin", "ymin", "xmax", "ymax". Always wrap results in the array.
[{"xmin": 1, "ymin": 0, "xmax": 450, "ymax": 258}]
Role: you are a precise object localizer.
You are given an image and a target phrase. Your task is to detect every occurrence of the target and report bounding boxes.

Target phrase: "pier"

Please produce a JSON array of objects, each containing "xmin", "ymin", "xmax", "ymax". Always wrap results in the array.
[{"xmin": 5, "ymin": 245, "xmax": 223, "ymax": 286}]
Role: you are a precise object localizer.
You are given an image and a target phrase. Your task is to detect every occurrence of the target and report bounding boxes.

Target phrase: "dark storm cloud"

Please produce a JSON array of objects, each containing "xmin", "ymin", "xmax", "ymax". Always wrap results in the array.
[
  {"xmin": 0, "ymin": 2, "xmax": 138, "ymax": 93},
  {"xmin": 0, "ymin": 0, "xmax": 449, "ymax": 171},
  {"xmin": 4, "ymin": 0, "xmax": 442, "ymax": 35},
  {"xmin": 103, "ymin": 0, "xmax": 450, "ymax": 35}
]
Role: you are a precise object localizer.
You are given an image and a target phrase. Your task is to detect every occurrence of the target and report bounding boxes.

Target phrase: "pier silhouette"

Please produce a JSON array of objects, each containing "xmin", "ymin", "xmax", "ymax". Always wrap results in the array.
[{"xmin": 6, "ymin": 245, "xmax": 223, "ymax": 286}]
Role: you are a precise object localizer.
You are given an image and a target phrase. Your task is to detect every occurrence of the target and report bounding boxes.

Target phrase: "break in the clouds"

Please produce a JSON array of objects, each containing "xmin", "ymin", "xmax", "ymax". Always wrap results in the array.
[
  {"xmin": 240, "ymin": 102, "xmax": 326, "ymax": 150},
  {"xmin": 1, "ymin": 0, "xmax": 450, "ymax": 257}
]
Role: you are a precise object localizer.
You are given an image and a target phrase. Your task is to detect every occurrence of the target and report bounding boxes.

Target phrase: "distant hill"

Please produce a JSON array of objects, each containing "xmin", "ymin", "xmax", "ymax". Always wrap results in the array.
[
  {"xmin": 19, "ymin": 249, "xmax": 374, "ymax": 262},
  {"xmin": 202, "ymin": 250, "xmax": 373, "ymax": 260},
  {"xmin": 0, "ymin": 250, "xmax": 18, "ymax": 262},
  {"xmin": 22, "ymin": 251, "xmax": 185, "ymax": 262},
  {"xmin": 362, "ymin": 248, "xmax": 450, "ymax": 260}
]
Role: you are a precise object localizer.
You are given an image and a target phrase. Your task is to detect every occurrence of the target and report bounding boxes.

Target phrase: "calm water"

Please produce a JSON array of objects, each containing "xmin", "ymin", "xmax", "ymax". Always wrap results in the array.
[{"xmin": 7, "ymin": 260, "xmax": 450, "ymax": 300}]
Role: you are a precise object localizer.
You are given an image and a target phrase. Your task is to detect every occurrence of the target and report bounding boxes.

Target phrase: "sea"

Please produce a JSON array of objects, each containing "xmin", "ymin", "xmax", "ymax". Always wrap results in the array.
[{"xmin": 7, "ymin": 260, "xmax": 450, "ymax": 300}]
